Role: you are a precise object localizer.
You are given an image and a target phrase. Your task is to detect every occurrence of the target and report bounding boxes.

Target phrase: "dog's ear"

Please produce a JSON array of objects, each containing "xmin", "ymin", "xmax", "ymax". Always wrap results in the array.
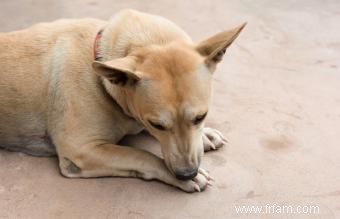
[
  {"xmin": 196, "ymin": 22, "xmax": 246, "ymax": 71},
  {"xmin": 92, "ymin": 56, "xmax": 141, "ymax": 86}
]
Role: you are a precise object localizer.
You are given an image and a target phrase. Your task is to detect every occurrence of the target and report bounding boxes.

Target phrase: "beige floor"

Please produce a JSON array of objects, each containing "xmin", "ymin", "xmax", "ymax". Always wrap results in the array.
[{"xmin": 1, "ymin": 0, "xmax": 340, "ymax": 218}]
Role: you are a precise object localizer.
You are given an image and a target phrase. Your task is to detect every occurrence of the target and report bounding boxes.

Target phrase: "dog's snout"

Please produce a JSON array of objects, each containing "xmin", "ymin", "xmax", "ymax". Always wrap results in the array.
[{"xmin": 175, "ymin": 168, "xmax": 198, "ymax": 181}]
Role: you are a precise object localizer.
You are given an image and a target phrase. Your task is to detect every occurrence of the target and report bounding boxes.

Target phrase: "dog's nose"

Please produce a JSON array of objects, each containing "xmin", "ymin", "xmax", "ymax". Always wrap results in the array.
[{"xmin": 175, "ymin": 168, "xmax": 198, "ymax": 181}]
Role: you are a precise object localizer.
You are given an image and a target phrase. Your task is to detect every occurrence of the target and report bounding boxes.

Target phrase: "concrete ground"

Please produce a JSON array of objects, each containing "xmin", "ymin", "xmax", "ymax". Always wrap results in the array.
[{"xmin": 0, "ymin": 0, "xmax": 340, "ymax": 218}]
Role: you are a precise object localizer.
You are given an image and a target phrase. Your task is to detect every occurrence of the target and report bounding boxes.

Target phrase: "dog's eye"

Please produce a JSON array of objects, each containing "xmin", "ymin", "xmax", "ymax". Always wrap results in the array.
[
  {"xmin": 193, "ymin": 112, "xmax": 207, "ymax": 125},
  {"xmin": 149, "ymin": 121, "xmax": 166, "ymax": 131}
]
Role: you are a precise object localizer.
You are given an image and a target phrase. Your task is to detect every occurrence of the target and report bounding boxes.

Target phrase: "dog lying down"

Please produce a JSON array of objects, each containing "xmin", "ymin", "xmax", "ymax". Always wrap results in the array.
[{"xmin": 0, "ymin": 9, "xmax": 245, "ymax": 192}]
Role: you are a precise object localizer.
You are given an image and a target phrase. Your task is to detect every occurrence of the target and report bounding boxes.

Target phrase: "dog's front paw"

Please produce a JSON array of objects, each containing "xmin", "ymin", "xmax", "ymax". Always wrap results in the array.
[
  {"xmin": 176, "ymin": 168, "xmax": 213, "ymax": 193},
  {"xmin": 202, "ymin": 127, "xmax": 228, "ymax": 151}
]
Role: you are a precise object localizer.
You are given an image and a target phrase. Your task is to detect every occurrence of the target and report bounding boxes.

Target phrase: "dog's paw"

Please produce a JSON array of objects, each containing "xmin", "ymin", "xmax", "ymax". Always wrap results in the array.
[
  {"xmin": 176, "ymin": 168, "xmax": 214, "ymax": 193},
  {"xmin": 202, "ymin": 127, "xmax": 228, "ymax": 151}
]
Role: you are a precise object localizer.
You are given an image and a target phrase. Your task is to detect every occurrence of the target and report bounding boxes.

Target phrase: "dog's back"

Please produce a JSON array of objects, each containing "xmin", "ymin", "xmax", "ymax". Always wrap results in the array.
[{"xmin": 0, "ymin": 18, "xmax": 104, "ymax": 155}]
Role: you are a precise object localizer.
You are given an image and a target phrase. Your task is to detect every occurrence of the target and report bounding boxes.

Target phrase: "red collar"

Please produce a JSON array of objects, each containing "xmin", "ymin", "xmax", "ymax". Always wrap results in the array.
[{"xmin": 93, "ymin": 29, "xmax": 104, "ymax": 61}]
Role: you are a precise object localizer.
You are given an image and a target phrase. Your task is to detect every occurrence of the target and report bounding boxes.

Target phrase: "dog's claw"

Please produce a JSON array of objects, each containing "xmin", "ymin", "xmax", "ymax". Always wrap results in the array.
[
  {"xmin": 198, "ymin": 168, "xmax": 210, "ymax": 179},
  {"xmin": 214, "ymin": 129, "xmax": 228, "ymax": 141},
  {"xmin": 194, "ymin": 184, "xmax": 201, "ymax": 192},
  {"xmin": 203, "ymin": 127, "xmax": 227, "ymax": 151}
]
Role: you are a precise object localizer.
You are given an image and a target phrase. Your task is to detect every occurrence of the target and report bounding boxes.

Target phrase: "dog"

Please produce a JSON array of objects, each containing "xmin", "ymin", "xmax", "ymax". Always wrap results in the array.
[{"xmin": 0, "ymin": 9, "xmax": 245, "ymax": 192}]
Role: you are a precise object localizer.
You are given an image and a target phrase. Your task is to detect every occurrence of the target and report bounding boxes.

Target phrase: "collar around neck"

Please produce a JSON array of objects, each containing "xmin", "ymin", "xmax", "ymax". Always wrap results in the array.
[{"xmin": 93, "ymin": 28, "xmax": 104, "ymax": 61}]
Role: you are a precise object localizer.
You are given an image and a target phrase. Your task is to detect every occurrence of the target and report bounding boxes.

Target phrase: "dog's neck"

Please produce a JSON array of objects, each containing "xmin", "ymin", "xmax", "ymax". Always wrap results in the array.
[
  {"xmin": 93, "ymin": 27, "xmax": 140, "ymax": 121},
  {"xmin": 94, "ymin": 26, "xmax": 135, "ymax": 61},
  {"xmin": 95, "ymin": 18, "xmax": 192, "ymax": 61}
]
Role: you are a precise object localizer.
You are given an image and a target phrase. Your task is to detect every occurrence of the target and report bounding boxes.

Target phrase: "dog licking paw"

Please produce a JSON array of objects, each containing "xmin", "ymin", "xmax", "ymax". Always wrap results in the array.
[
  {"xmin": 202, "ymin": 127, "xmax": 228, "ymax": 151},
  {"xmin": 176, "ymin": 168, "xmax": 213, "ymax": 192}
]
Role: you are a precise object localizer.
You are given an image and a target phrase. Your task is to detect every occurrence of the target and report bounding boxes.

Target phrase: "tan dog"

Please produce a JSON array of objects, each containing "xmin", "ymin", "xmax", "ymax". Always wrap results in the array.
[{"xmin": 0, "ymin": 9, "xmax": 245, "ymax": 192}]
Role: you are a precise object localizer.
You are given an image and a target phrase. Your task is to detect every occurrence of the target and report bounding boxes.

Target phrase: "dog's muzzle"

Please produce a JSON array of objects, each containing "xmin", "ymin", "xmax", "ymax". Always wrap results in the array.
[{"xmin": 175, "ymin": 168, "xmax": 198, "ymax": 180}]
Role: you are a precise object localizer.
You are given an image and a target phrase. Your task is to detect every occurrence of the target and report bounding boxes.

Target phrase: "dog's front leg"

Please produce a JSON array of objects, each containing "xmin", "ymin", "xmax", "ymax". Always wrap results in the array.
[
  {"xmin": 58, "ymin": 143, "xmax": 210, "ymax": 192},
  {"xmin": 202, "ymin": 127, "xmax": 228, "ymax": 151}
]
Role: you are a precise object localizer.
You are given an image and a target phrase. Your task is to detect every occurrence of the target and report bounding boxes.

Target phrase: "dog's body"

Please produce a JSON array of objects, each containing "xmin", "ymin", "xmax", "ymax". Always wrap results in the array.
[{"xmin": 0, "ymin": 10, "xmax": 244, "ymax": 192}]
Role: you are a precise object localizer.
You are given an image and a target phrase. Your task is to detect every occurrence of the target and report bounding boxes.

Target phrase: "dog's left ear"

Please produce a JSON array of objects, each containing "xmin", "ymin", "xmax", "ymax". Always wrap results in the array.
[
  {"xmin": 92, "ymin": 56, "xmax": 141, "ymax": 86},
  {"xmin": 196, "ymin": 22, "xmax": 246, "ymax": 71}
]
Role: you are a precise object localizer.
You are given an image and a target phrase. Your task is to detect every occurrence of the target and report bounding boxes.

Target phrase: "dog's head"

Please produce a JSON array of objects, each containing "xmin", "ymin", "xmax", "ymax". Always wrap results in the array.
[{"xmin": 93, "ymin": 23, "xmax": 245, "ymax": 180}]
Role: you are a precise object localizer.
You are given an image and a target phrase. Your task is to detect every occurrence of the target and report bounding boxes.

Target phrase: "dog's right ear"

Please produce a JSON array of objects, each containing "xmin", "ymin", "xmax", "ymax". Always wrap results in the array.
[
  {"xmin": 92, "ymin": 56, "xmax": 141, "ymax": 86},
  {"xmin": 196, "ymin": 22, "xmax": 246, "ymax": 71}
]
